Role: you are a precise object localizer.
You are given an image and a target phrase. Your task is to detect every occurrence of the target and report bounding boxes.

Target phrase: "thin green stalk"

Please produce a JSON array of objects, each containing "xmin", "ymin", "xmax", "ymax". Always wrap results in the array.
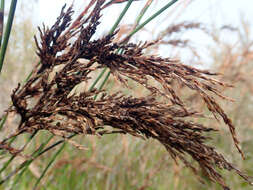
[
  {"xmin": 0, "ymin": 155, "xmax": 14, "ymax": 174},
  {"xmin": 0, "ymin": 134, "xmax": 54, "ymax": 185},
  {"xmin": 94, "ymin": 69, "xmax": 110, "ymax": 99},
  {"xmin": 99, "ymin": 69, "xmax": 110, "ymax": 90},
  {"xmin": 109, "ymin": 0, "xmax": 134, "ymax": 35},
  {"xmin": 0, "ymin": 136, "xmax": 16, "ymax": 156},
  {"xmin": 88, "ymin": 67, "xmax": 107, "ymax": 91},
  {"xmin": 9, "ymin": 133, "xmax": 54, "ymax": 187},
  {"xmin": 0, "ymin": 131, "xmax": 37, "ymax": 177},
  {"xmin": 0, "ymin": 0, "xmax": 4, "ymax": 13},
  {"xmin": 0, "ymin": 113, "xmax": 7, "ymax": 130},
  {"xmin": 11, "ymin": 134, "xmax": 54, "ymax": 189},
  {"xmin": 32, "ymin": 142, "xmax": 66, "ymax": 190},
  {"xmin": 0, "ymin": 0, "xmax": 5, "ymax": 46},
  {"xmin": 101, "ymin": 1, "xmax": 153, "ymax": 95},
  {"xmin": 128, "ymin": 0, "xmax": 178, "ymax": 38},
  {"xmin": 135, "ymin": 0, "xmax": 153, "ymax": 27},
  {"xmin": 0, "ymin": 0, "xmax": 17, "ymax": 73},
  {"xmin": 3, "ymin": 134, "xmax": 72, "ymax": 187}
]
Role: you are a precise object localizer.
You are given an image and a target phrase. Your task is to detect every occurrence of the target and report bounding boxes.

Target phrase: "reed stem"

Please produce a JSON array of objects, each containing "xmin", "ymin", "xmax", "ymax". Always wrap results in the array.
[{"xmin": 0, "ymin": 0, "xmax": 17, "ymax": 73}]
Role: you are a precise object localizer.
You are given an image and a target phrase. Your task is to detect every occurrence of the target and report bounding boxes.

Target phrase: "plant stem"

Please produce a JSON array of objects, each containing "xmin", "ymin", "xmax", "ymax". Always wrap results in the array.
[
  {"xmin": 94, "ymin": 69, "xmax": 110, "ymax": 99},
  {"xmin": 32, "ymin": 142, "xmax": 66, "ymax": 190},
  {"xmin": 109, "ymin": 0, "xmax": 134, "ymax": 35},
  {"xmin": 128, "ymin": 0, "xmax": 178, "ymax": 38},
  {"xmin": 88, "ymin": 67, "xmax": 107, "ymax": 91},
  {"xmin": 0, "ymin": 113, "xmax": 7, "ymax": 130},
  {"xmin": 0, "ymin": 155, "xmax": 14, "ymax": 174},
  {"xmin": 0, "ymin": 0, "xmax": 17, "ymax": 74},
  {"xmin": 0, "ymin": 134, "xmax": 54, "ymax": 185},
  {"xmin": 0, "ymin": 0, "xmax": 5, "ymax": 46},
  {"xmin": 0, "ymin": 131, "xmax": 37, "ymax": 176},
  {"xmin": 135, "ymin": 0, "xmax": 153, "ymax": 27}
]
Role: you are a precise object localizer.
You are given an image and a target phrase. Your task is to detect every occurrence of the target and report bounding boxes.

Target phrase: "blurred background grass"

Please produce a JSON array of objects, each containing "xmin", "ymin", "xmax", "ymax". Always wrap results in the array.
[{"xmin": 0, "ymin": 0, "xmax": 253, "ymax": 189}]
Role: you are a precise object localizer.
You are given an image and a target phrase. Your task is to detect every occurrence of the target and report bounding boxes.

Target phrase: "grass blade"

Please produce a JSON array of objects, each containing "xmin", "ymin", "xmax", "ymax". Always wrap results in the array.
[
  {"xmin": 0, "ymin": 0, "xmax": 17, "ymax": 73},
  {"xmin": 0, "ymin": 0, "xmax": 4, "ymax": 46},
  {"xmin": 135, "ymin": 0, "xmax": 153, "ymax": 27},
  {"xmin": 0, "ymin": 132, "xmax": 37, "ymax": 176},
  {"xmin": 109, "ymin": 0, "xmax": 134, "ymax": 35},
  {"xmin": 94, "ymin": 69, "xmax": 110, "ymax": 99},
  {"xmin": 0, "ymin": 134, "xmax": 54, "ymax": 185},
  {"xmin": 0, "ymin": 155, "xmax": 14, "ymax": 174},
  {"xmin": 32, "ymin": 142, "xmax": 66, "ymax": 190},
  {"xmin": 0, "ymin": 113, "xmax": 7, "ymax": 130},
  {"xmin": 127, "ymin": 0, "xmax": 178, "ymax": 38},
  {"xmin": 88, "ymin": 67, "xmax": 107, "ymax": 91}
]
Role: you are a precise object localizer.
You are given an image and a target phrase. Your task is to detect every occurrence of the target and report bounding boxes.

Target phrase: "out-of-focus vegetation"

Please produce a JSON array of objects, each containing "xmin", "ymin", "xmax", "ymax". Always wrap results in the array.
[{"xmin": 0, "ymin": 1, "xmax": 253, "ymax": 190}]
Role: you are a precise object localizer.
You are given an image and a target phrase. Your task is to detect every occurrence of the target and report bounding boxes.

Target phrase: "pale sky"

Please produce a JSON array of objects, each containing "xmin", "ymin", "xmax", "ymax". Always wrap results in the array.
[
  {"xmin": 35, "ymin": 0, "xmax": 253, "ymax": 45},
  {"xmin": 36, "ymin": 0, "xmax": 253, "ymax": 27},
  {"xmin": 7, "ymin": 0, "xmax": 252, "ymax": 65},
  {"xmin": 34, "ymin": 0, "xmax": 253, "ymax": 65}
]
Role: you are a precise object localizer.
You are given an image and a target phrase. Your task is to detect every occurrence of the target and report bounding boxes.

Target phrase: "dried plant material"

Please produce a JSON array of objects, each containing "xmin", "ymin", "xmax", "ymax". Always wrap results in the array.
[{"xmin": 0, "ymin": 2, "xmax": 252, "ymax": 190}]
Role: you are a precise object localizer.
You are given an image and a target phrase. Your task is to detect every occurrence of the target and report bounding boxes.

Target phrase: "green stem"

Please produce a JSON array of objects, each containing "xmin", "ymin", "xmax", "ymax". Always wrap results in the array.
[
  {"xmin": 94, "ymin": 69, "xmax": 110, "ymax": 99},
  {"xmin": 129, "ymin": 0, "xmax": 178, "ymax": 38},
  {"xmin": 109, "ymin": 0, "xmax": 134, "ymax": 35},
  {"xmin": 32, "ymin": 142, "xmax": 66, "ymax": 190},
  {"xmin": 0, "ymin": 155, "xmax": 14, "ymax": 174},
  {"xmin": 0, "ymin": 0, "xmax": 4, "ymax": 46},
  {"xmin": 0, "ymin": 113, "xmax": 7, "ymax": 130},
  {"xmin": 0, "ymin": 131, "xmax": 37, "ymax": 176},
  {"xmin": 93, "ymin": 1, "xmax": 154, "ymax": 96},
  {"xmin": 88, "ymin": 67, "xmax": 107, "ymax": 91},
  {"xmin": 0, "ymin": 134, "xmax": 54, "ymax": 185},
  {"xmin": 0, "ymin": 0, "xmax": 4, "ymax": 12},
  {"xmin": 0, "ymin": 0, "xmax": 17, "ymax": 73},
  {"xmin": 135, "ymin": 0, "xmax": 153, "ymax": 27}
]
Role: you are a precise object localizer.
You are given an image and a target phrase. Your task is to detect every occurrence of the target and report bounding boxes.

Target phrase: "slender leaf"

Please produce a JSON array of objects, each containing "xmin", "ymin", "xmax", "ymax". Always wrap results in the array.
[
  {"xmin": 0, "ymin": 0, "xmax": 5, "ymax": 46},
  {"xmin": 0, "ymin": 0, "xmax": 17, "ymax": 73}
]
